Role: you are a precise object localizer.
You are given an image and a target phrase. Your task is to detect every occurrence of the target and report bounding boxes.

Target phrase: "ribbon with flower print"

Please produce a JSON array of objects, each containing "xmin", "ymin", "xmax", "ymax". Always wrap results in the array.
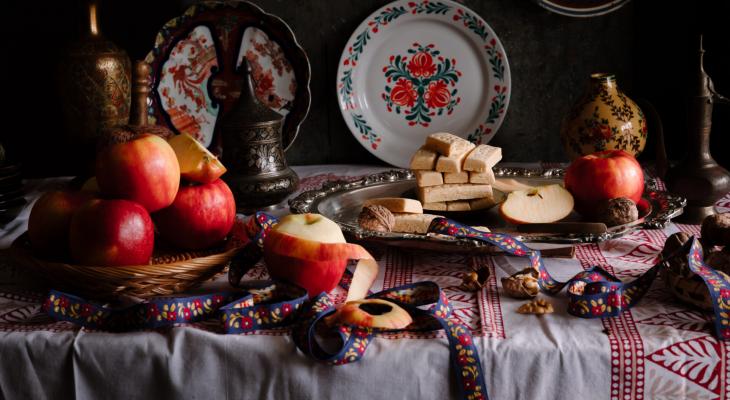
[
  {"xmin": 43, "ymin": 212, "xmax": 489, "ymax": 400},
  {"xmin": 428, "ymin": 217, "xmax": 730, "ymax": 340}
]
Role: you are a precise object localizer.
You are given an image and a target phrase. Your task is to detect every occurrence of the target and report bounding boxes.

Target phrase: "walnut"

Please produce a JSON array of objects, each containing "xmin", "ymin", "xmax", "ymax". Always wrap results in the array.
[
  {"xmin": 358, "ymin": 205, "xmax": 395, "ymax": 232},
  {"xmin": 501, "ymin": 268, "xmax": 539, "ymax": 299},
  {"xmin": 517, "ymin": 298, "xmax": 554, "ymax": 315},
  {"xmin": 460, "ymin": 266, "xmax": 490, "ymax": 292},
  {"xmin": 661, "ymin": 232, "xmax": 692, "ymax": 276},
  {"xmin": 701, "ymin": 213, "xmax": 730, "ymax": 247},
  {"xmin": 595, "ymin": 197, "xmax": 639, "ymax": 227},
  {"xmin": 706, "ymin": 249, "xmax": 730, "ymax": 275}
]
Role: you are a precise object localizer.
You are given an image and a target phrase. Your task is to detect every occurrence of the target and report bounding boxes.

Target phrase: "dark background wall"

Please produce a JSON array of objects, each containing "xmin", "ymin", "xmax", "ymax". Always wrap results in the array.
[{"xmin": 1, "ymin": 0, "xmax": 729, "ymax": 177}]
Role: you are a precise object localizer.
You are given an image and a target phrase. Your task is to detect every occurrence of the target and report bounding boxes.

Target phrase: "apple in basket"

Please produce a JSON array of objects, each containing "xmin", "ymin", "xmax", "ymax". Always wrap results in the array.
[
  {"xmin": 263, "ymin": 214, "xmax": 375, "ymax": 297},
  {"xmin": 69, "ymin": 199, "xmax": 154, "ymax": 266},
  {"xmin": 564, "ymin": 149, "xmax": 644, "ymax": 218},
  {"xmin": 28, "ymin": 190, "xmax": 94, "ymax": 258},
  {"xmin": 153, "ymin": 179, "xmax": 236, "ymax": 250},
  {"xmin": 95, "ymin": 133, "xmax": 180, "ymax": 212}
]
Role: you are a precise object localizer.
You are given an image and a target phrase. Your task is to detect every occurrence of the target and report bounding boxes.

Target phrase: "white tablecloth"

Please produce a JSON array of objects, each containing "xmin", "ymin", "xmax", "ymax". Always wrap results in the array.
[{"xmin": 1, "ymin": 165, "xmax": 728, "ymax": 400}]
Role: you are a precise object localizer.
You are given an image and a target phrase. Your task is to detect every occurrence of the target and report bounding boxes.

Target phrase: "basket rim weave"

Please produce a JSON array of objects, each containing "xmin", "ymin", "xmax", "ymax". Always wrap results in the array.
[{"xmin": 2, "ymin": 232, "xmax": 242, "ymax": 300}]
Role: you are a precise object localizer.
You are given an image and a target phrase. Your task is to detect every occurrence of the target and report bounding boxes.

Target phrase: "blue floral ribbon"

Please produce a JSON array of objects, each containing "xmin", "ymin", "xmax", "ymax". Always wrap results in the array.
[
  {"xmin": 42, "ymin": 212, "xmax": 488, "ymax": 400},
  {"xmin": 427, "ymin": 217, "xmax": 730, "ymax": 340}
]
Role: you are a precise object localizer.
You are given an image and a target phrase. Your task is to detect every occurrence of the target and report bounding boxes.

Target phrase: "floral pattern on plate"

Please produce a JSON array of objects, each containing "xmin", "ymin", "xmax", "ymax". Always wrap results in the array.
[
  {"xmin": 158, "ymin": 26, "xmax": 219, "ymax": 147},
  {"xmin": 237, "ymin": 27, "xmax": 297, "ymax": 115},
  {"xmin": 145, "ymin": 1, "xmax": 310, "ymax": 152},
  {"xmin": 337, "ymin": 0, "xmax": 511, "ymax": 167},
  {"xmin": 382, "ymin": 42, "xmax": 461, "ymax": 127}
]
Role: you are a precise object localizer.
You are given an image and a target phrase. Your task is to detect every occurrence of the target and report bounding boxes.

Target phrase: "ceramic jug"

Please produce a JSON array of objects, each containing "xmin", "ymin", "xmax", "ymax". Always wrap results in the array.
[{"xmin": 560, "ymin": 73, "xmax": 647, "ymax": 160}]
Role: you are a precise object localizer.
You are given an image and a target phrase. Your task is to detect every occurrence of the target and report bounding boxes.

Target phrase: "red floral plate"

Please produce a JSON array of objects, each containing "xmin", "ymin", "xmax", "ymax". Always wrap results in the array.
[
  {"xmin": 145, "ymin": 1, "xmax": 311, "ymax": 153},
  {"xmin": 336, "ymin": 0, "xmax": 511, "ymax": 168}
]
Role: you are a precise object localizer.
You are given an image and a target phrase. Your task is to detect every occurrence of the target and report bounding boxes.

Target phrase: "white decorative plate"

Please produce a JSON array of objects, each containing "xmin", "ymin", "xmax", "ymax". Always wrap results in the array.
[
  {"xmin": 534, "ymin": 0, "xmax": 631, "ymax": 17},
  {"xmin": 336, "ymin": 0, "xmax": 511, "ymax": 168}
]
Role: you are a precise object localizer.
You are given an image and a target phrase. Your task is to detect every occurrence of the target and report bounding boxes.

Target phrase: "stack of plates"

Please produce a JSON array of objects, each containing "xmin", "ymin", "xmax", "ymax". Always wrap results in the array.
[{"xmin": 0, "ymin": 162, "xmax": 25, "ymax": 224}]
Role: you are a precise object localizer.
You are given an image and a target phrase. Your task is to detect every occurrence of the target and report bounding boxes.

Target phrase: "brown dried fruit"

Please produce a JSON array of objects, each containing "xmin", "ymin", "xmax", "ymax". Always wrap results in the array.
[
  {"xmin": 701, "ymin": 213, "xmax": 730, "ymax": 247},
  {"xmin": 595, "ymin": 197, "xmax": 639, "ymax": 227},
  {"xmin": 501, "ymin": 268, "xmax": 540, "ymax": 299},
  {"xmin": 358, "ymin": 205, "xmax": 395, "ymax": 232}
]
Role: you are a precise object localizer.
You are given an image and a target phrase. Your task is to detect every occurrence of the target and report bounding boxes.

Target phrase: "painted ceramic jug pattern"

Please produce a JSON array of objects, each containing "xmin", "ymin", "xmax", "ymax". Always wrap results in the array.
[{"xmin": 560, "ymin": 73, "xmax": 647, "ymax": 160}]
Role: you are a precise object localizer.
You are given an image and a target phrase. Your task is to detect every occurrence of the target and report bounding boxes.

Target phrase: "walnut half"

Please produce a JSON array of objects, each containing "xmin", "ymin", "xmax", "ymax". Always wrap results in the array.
[{"xmin": 517, "ymin": 298, "xmax": 554, "ymax": 315}]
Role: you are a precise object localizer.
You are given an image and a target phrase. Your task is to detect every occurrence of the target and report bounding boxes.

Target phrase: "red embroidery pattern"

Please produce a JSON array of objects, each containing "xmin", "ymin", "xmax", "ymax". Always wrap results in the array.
[{"xmin": 577, "ymin": 243, "xmax": 646, "ymax": 400}]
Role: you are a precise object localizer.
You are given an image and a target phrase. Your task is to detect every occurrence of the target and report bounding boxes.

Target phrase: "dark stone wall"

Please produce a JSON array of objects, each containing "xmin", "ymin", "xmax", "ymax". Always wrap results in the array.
[
  {"xmin": 250, "ymin": 0, "xmax": 635, "ymax": 166},
  {"xmin": 2, "ymin": 0, "xmax": 729, "ymax": 176}
]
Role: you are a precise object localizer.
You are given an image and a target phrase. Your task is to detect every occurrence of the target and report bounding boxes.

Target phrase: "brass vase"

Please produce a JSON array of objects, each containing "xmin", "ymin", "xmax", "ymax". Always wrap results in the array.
[
  {"xmin": 59, "ymin": 0, "xmax": 131, "ymax": 172},
  {"xmin": 560, "ymin": 73, "xmax": 647, "ymax": 160}
]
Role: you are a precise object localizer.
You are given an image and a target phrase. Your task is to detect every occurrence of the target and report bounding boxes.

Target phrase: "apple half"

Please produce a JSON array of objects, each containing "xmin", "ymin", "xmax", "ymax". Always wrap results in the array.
[
  {"xmin": 500, "ymin": 184, "xmax": 574, "ymax": 224},
  {"xmin": 326, "ymin": 299, "xmax": 412, "ymax": 329},
  {"xmin": 263, "ymin": 214, "xmax": 377, "ymax": 298}
]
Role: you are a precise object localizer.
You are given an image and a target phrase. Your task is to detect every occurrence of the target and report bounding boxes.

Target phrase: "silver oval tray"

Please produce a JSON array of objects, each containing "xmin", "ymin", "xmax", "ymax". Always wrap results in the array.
[{"xmin": 289, "ymin": 167, "xmax": 686, "ymax": 250}]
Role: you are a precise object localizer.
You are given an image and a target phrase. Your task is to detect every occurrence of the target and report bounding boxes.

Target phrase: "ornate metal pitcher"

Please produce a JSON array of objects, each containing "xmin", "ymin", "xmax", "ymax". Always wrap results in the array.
[{"xmin": 220, "ymin": 60, "xmax": 299, "ymax": 212}]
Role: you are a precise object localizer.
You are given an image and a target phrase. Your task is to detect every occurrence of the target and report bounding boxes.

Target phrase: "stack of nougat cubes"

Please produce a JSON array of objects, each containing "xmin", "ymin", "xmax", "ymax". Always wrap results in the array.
[{"xmin": 409, "ymin": 132, "xmax": 502, "ymax": 211}]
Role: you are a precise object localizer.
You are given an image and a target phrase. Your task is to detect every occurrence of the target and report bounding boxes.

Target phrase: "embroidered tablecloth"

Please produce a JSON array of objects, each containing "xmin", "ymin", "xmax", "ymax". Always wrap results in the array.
[{"xmin": 2, "ymin": 164, "xmax": 730, "ymax": 400}]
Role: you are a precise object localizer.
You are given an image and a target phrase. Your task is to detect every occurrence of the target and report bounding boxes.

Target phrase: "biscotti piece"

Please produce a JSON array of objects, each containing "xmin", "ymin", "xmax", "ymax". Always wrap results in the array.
[
  {"xmin": 469, "ymin": 197, "xmax": 496, "ymax": 210},
  {"xmin": 424, "ymin": 132, "xmax": 475, "ymax": 157},
  {"xmin": 463, "ymin": 145, "xmax": 502, "ymax": 172},
  {"xmin": 409, "ymin": 147, "xmax": 438, "ymax": 170},
  {"xmin": 415, "ymin": 170, "xmax": 443, "ymax": 187},
  {"xmin": 393, "ymin": 213, "xmax": 442, "ymax": 234},
  {"xmin": 418, "ymin": 184, "xmax": 493, "ymax": 203},
  {"xmin": 363, "ymin": 198, "xmax": 423, "ymax": 214},
  {"xmin": 469, "ymin": 169, "xmax": 495, "ymax": 184},
  {"xmin": 444, "ymin": 171, "xmax": 469, "ymax": 184},
  {"xmin": 435, "ymin": 151, "xmax": 470, "ymax": 173},
  {"xmin": 422, "ymin": 202, "xmax": 447, "ymax": 211},
  {"xmin": 446, "ymin": 201, "xmax": 471, "ymax": 211}
]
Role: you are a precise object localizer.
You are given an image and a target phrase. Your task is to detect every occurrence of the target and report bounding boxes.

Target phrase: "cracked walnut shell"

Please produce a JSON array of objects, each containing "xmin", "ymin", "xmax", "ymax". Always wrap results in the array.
[{"xmin": 501, "ymin": 268, "xmax": 540, "ymax": 299}]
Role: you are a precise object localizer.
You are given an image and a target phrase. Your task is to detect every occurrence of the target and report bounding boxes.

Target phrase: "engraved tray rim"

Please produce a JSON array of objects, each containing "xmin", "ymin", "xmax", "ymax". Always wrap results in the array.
[{"xmin": 288, "ymin": 167, "xmax": 686, "ymax": 247}]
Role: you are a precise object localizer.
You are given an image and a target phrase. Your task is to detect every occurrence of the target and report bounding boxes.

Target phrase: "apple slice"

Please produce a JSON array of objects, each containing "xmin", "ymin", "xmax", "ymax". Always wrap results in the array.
[
  {"xmin": 263, "ymin": 214, "xmax": 377, "ymax": 297},
  {"xmin": 500, "ymin": 184, "xmax": 574, "ymax": 224},
  {"xmin": 326, "ymin": 299, "xmax": 412, "ymax": 329},
  {"xmin": 168, "ymin": 133, "xmax": 226, "ymax": 183}
]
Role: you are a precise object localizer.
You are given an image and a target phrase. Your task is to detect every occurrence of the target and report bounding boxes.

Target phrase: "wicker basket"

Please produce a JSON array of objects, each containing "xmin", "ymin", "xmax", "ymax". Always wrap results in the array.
[{"xmin": 2, "ymin": 233, "xmax": 241, "ymax": 300}]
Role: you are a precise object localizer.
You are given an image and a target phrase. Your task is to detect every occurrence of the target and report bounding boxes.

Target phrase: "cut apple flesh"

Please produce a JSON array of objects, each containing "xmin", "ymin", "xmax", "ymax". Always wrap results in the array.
[
  {"xmin": 327, "ymin": 299, "xmax": 412, "ymax": 329},
  {"xmin": 500, "ymin": 184, "xmax": 574, "ymax": 224},
  {"xmin": 263, "ymin": 214, "xmax": 377, "ymax": 298},
  {"xmin": 168, "ymin": 133, "xmax": 226, "ymax": 183}
]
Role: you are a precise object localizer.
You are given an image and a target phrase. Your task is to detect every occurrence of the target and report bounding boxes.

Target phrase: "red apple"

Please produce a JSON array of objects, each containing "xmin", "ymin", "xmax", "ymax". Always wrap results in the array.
[
  {"xmin": 96, "ymin": 133, "xmax": 180, "ymax": 212},
  {"xmin": 153, "ymin": 179, "xmax": 236, "ymax": 250},
  {"xmin": 263, "ymin": 214, "xmax": 376, "ymax": 298},
  {"xmin": 69, "ymin": 199, "xmax": 154, "ymax": 266},
  {"xmin": 564, "ymin": 150, "xmax": 644, "ymax": 217},
  {"xmin": 28, "ymin": 190, "xmax": 94, "ymax": 258}
]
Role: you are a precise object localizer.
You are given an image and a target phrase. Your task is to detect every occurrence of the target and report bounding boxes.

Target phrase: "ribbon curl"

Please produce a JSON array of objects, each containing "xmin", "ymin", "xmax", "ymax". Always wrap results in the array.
[
  {"xmin": 43, "ymin": 213, "xmax": 489, "ymax": 400},
  {"xmin": 428, "ymin": 217, "xmax": 730, "ymax": 340}
]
